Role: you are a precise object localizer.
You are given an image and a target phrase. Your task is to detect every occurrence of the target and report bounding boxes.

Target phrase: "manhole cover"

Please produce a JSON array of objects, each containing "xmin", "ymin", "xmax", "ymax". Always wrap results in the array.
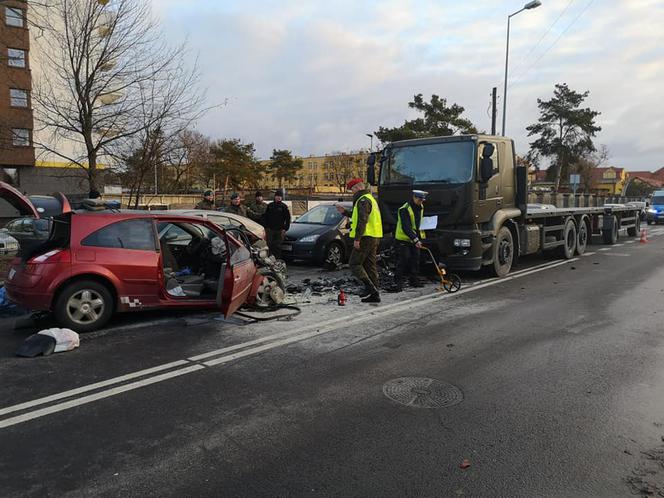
[{"xmin": 383, "ymin": 377, "xmax": 463, "ymax": 408}]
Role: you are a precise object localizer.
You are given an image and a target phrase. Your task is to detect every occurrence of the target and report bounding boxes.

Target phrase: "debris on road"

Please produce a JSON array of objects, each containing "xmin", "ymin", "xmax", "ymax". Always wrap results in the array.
[
  {"xmin": 15, "ymin": 328, "xmax": 79, "ymax": 357},
  {"xmin": 38, "ymin": 328, "xmax": 80, "ymax": 353},
  {"xmin": 16, "ymin": 334, "xmax": 56, "ymax": 357},
  {"xmin": 459, "ymin": 459, "xmax": 471, "ymax": 469}
]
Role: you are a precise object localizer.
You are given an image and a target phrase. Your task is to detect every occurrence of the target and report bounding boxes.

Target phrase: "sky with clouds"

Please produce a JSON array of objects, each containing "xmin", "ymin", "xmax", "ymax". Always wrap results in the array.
[{"xmin": 153, "ymin": 0, "xmax": 664, "ymax": 170}]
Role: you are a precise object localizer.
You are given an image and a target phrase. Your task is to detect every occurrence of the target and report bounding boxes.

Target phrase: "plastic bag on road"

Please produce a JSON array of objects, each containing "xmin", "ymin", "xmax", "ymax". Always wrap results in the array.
[{"xmin": 38, "ymin": 328, "xmax": 80, "ymax": 353}]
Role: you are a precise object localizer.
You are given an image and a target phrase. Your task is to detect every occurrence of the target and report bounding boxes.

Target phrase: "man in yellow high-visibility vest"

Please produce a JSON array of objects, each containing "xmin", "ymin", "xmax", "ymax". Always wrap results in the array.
[
  {"xmin": 392, "ymin": 190, "xmax": 428, "ymax": 292},
  {"xmin": 336, "ymin": 178, "xmax": 383, "ymax": 303}
]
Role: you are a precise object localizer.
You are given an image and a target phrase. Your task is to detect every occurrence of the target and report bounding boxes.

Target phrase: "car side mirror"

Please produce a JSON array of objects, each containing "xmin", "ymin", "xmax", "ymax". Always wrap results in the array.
[{"xmin": 366, "ymin": 153, "xmax": 377, "ymax": 185}]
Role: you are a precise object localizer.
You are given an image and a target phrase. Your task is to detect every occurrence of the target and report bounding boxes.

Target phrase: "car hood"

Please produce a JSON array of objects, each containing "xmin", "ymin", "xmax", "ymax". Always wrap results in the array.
[
  {"xmin": 0, "ymin": 181, "xmax": 40, "ymax": 217},
  {"xmin": 286, "ymin": 223, "xmax": 332, "ymax": 240}
]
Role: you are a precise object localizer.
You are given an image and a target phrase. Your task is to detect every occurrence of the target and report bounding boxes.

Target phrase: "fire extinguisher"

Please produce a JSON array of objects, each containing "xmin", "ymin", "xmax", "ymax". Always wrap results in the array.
[{"xmin": 337, "ymin": 289, "xmax": 346, "ymax": 306}]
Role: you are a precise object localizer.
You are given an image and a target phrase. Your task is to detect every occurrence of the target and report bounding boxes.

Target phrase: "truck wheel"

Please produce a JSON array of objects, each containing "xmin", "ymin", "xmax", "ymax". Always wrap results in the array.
[
  {"xmin": 627, "ymin": 216, "xmax": 640, "ymax": 237},
  {"xmin": 53, "ymin": 280, "xmax": 114, "ymax": 333},
  {"xmin": 576, "ymin": 219, "xmax": 589, "ymax": 255},
  {"xmin": 602, "ymin": 215, "xmax": 619, "ymax": 245},
  {"xmin": 558, "ymin": 219, "xmax": 577, "ymax": 259},
  {"xmin": 492, "ymin": 227, "xmax": 513, "ymax": 277}
]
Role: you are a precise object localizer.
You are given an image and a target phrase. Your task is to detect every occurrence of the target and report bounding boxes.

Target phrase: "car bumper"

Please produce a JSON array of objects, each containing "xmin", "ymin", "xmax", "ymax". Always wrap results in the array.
[
  {"xmin": 4, "ymin": 283, "xmax": 53, "ymax": 311},
  {"xmin": 647, "ymin": 212, "xmax": 664, "ymax": 222},
  {"xmin": 281, "ymin": 241, "xmax": 323, "ymax": 261}
]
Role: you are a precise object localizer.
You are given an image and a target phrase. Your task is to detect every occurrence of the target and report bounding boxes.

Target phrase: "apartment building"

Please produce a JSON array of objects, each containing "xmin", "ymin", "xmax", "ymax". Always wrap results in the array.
[
  {"xmin": 263, "ymin": 151, "xmax": 369, "ymax": 193},
  {"xmin": 0, "ymin": 0, "xmax": 34, "ymax": 184}
]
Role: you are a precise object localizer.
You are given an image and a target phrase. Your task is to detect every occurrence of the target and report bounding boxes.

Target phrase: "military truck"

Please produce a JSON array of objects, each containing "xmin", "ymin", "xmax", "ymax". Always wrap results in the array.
[{"xmin": 366, "ymin": 134, "xmax": 641, "ymax": 277}]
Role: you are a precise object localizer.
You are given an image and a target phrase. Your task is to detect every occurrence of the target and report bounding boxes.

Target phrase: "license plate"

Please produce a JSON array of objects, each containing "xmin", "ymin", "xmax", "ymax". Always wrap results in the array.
[
  {"xmin": 8, "ymin": 268, "xmax": 16, "ymax": 280},
  {"xmin": 281, "ymin": 244, "xmax": 292, "ymax": 251}
]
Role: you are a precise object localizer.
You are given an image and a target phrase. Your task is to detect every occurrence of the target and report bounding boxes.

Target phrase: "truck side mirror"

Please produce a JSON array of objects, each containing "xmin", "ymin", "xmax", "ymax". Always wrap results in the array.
[
  {"xmin": 366, "ymin": 153, "xmax": 377, "ymax": 185},
  {"xmin": 479, "ymin": 143, "xmax": 495, "ymax": 183}
]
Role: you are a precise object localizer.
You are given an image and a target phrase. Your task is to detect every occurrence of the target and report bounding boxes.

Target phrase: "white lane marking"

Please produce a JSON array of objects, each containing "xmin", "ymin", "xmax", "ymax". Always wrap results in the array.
[
  {"xmin": 582, "ymin": 252, "xmax": 596, "ymax": 256},
  {"xmin": 603, "ymin": 253, "xmax": 630, "ymax": 257},
  {"xmin": 0, "ymin": 258, "xmax": 578, "ymax": 429},
  {"xmin": 615, "ymin": 243, "xmax": 624, "ymax": 247},
  {"xmin": 0, "ymin": 365, "xmax": 204, "ymax": 429},
  {"xmin": 0, "ymin": 360, "xmax": 189, "ymax": 417},
  {"xmin": 0, "ymin": 259, "xmax": 569, "ymax": 421},
  {"xmin": 598, "ymin": 248, "xmax": 612, "ymax": 251},
  {"xmin": 625, "ymin": 241, "xmax": 635, "ymax": 244}
]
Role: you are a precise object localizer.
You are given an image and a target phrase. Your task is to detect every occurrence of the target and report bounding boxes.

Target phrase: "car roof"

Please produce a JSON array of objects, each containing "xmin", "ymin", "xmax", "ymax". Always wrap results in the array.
[{"xmin": 70, "ymin": 210, "xmax": 222, "ymax": 225}]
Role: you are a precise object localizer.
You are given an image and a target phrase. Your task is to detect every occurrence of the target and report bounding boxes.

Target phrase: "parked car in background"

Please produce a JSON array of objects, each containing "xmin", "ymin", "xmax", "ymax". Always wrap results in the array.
[
  {"xmin": 1, "ymin": 182, "xmax": 276, "ymax": 332},
  {"xmin": 282, "ymin": 202, "xmax": 352, "ymax": 266},
  {"xmin": 0, "ymin": 229, "xmax": 18, "ymax": 256},
  {"xmin": 163, "ymin": 209, "xmax": 265, "ymax": 241},
  {"xmin": 647, "ymin": 191, "xmax": 664, "ymax": 224}
]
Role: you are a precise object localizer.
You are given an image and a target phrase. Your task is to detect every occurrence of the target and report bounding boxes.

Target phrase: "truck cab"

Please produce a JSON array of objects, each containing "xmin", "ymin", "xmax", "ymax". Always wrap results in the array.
[{"xmin": 369, "ymin": 134, "xmax": 523, "ymax": 274}]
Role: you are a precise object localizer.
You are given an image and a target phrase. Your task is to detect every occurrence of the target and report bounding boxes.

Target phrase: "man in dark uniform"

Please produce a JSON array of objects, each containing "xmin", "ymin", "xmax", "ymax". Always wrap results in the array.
[
  {"xmin": 336, "ymin": 178, "xmax": 383, "ymax": 303},
  {"xmin": 392, "ymin": 190, "xmax": 428, "ymax": 292},
  {"xmin": 225, "ymin": 192, "xmax": 248, "ymax": 217},
  {"xmin": 246, "ymin": 190, "xmax": 268, "ymax": 224},
  {"xmin": 263, "ymin": 189, "xmax": 290, "ymax": 258},
  {"xmin": 195, "ymin": 190, "xmax": 215, "ymax": 210}
]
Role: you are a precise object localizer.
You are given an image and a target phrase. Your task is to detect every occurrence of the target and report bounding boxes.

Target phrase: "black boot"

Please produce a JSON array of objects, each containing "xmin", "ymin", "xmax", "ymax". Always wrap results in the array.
[
  {"xmin": 361, "ymin": 292, "xmax": 381, "ymax": 303},
  {"xmin": 359, "ymin": 286, "xmax": 373, "ymax": 298}
]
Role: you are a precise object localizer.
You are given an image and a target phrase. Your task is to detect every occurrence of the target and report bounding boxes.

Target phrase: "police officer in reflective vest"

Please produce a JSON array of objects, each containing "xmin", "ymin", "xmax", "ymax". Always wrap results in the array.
[
  {"xmin": 336, "ymin": 178, "xmax": 383, "ymax": 303},
  {"xmin": 393, "ymin": 190, "xmax": 428, "ymax": 292}
]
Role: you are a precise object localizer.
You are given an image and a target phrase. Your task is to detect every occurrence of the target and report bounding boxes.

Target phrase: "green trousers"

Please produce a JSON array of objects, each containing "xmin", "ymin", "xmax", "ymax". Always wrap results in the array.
[{"xmin": 349, "ymin": 237, "xmax": 380, "ymax": 294}]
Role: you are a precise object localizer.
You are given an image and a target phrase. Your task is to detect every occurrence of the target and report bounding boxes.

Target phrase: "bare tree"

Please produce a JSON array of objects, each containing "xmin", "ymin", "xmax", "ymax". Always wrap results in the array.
[
  {"xmin": 30, "ymin": 0, "xmax": 208, "ymax": 192},
  {"xmin": 163, "ymin": 130, "xmax": 212, "ymax": 194},
  {"xmin": 329, "ymin": 153, "xmax": 363, "ymax": 193}
]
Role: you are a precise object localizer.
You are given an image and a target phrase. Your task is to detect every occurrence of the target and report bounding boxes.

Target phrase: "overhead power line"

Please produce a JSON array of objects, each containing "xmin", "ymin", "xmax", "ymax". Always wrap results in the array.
[
  {"xmin": 509, "ymin": 0, "xmax": 595, "ymax": 88},
  {"xmin": 509, "ymin": 0, "xmax": 576, "ymax": 78}
]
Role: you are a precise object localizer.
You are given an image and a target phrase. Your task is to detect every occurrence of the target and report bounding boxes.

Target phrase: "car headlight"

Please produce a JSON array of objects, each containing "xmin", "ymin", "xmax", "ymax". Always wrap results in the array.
[
  {"xmin": 299, "ymin": 234, "xmax": 320, "ymax": 243},
  {"xmin": 454, "ymin": 238, "xmax": 471, "ymax": 247},
  {"xmin": 648, "ymin": 208, "xmax": 657, "ymax": 214}
]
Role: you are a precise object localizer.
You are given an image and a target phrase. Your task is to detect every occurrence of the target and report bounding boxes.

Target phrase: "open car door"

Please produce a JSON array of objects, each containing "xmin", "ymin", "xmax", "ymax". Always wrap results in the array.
[
  {"xmin": 0, "ymin": 181, "xmax": 40, "ymax": 218},
  {"xmin": 216, "ymin": 233, "xmax": 256, "ymax": 317}
]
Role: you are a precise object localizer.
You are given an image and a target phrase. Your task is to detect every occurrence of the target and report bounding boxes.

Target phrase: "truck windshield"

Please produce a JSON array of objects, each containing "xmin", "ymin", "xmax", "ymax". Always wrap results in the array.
[{"xmin": 380, "ymin": 141, "xmax": 475, "ymax": 185}]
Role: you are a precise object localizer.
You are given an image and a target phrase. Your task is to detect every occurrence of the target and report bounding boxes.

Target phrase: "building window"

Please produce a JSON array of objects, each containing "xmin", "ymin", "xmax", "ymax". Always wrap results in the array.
[
  {"xmin": 7, "ymin": 48, "xmax": 26, "ymax": 68},
  {"xmin": 11, "ymin": 128, "xmax": 30, "ymax": 147},
  {"xmin": 10, "ymin": 89, "xmax": 28, "ymax": 107},
  {"xmin": 5, "ymin": 7, "xmax": 24, "ymax": 27}
]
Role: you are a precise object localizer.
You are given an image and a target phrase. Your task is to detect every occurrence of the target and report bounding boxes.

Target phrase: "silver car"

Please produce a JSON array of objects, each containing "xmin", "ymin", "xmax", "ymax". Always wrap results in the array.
[{"xmin": 165, "ymin": 209, "xmax": 265, "ymax": 241}]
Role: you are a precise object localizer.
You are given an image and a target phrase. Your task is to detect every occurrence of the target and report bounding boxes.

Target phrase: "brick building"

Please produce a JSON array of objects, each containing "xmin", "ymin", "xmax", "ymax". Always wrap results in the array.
[{"xmin": 0, "ymin": 0, "xmax": 35, "ymax": 183}]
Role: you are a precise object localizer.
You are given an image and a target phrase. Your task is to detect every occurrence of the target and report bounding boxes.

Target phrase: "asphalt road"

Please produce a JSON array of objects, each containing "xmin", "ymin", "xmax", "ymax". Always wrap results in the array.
[{"xmin": 2, "ymin": 229, "xmax": 664, "ymax": 497}]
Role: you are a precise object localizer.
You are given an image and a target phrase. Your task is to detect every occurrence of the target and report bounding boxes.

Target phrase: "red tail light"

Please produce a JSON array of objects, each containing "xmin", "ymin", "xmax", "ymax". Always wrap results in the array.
[{"xmin": 27, "ymin": 249, "xmax": 71, "ymax": 266}]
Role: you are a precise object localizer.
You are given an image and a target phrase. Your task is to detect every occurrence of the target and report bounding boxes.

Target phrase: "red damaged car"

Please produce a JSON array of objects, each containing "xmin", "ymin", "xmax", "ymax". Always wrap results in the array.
[{"xmin": 1, "ymin": 182, "xmax": 284, "ymax": 332}]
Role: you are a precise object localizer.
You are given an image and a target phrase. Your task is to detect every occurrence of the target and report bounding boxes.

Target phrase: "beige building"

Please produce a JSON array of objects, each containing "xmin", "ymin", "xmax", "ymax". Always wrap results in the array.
[{"xmin": 263, "ymin": 151, "xmax": 369, "ymax": 193}]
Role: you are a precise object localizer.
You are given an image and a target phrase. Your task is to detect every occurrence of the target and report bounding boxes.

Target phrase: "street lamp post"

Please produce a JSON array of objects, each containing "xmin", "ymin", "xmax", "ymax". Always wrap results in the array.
[
  {"xmin": 502, "ymin": 0, "xmax": 542, "ymax": 136},
  {"xmin": 366, "ymin": 133, "xmax": 373, "ymax": 152}
]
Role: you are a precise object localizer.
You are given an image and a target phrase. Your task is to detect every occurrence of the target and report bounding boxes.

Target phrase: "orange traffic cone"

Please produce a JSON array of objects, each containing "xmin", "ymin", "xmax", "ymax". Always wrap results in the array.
[{"xmin": 640, "ymin": 228, "xmax": 648, "ymax": 244}]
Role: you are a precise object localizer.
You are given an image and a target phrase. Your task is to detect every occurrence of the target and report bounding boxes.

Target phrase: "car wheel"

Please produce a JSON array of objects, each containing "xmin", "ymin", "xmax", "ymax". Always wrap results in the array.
[
  {"xmin": 324, "ymin": 241, "xmax": 345, "ymax": 266},
  {"xmin": 54, "ymin": 280, "xmax": 114, "ymax": 332},
  {"xmin": 255, "ymin": 271, "xmax": 286, "ymax": 308}
]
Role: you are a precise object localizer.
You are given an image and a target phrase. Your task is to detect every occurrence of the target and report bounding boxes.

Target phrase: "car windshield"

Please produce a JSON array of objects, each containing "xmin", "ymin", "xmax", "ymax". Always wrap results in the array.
[
  {"xmin": 380, "ymin": 141, "xmax": 475, "ymax": 185},
  {"xmin": 295, "ymin": 204, "xmax": 342, "ymax": 225},
  {"xmin": 652, "ymin": 196, "xmax": 664, "ymax": 205}
]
